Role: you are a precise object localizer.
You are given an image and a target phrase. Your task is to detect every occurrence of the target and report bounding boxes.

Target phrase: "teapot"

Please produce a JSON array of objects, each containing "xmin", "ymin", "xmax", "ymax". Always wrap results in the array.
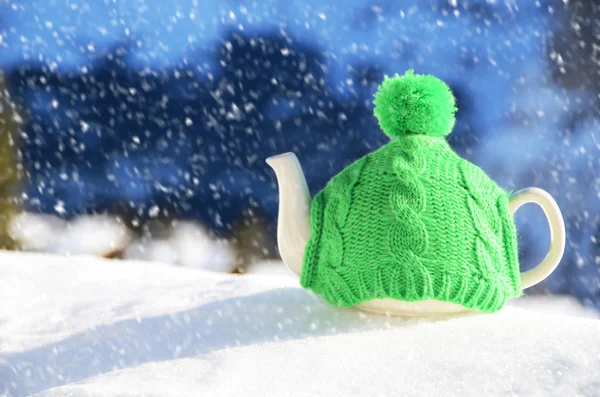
[{"xmin": 267, "ymin": 71, "xmax": 566, "ymax": 317}]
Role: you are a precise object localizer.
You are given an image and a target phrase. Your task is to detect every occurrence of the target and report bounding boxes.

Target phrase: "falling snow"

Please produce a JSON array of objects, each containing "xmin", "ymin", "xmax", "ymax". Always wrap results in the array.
[{"xmin": 0, "ymin": 0, "xmax": 600, "ymax": 395}]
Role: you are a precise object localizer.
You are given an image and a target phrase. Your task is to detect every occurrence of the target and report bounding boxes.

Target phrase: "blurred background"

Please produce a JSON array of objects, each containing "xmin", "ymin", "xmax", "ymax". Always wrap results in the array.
[{"xmin": 0, "ymin": 0, "xmax": 598, "ymax": 308}]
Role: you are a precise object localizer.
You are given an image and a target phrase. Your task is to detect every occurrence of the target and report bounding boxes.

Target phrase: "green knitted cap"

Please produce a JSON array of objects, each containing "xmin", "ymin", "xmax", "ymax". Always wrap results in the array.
[{"xmin": 300, "ymin": 71, "xmax": 521, "ymax": 313}]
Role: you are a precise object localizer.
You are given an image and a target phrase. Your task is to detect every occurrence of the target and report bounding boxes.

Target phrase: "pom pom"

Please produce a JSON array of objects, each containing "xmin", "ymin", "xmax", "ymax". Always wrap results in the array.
[{"xmin": 373, "ymin": 70, "xmax": 457, "ymax": 138}]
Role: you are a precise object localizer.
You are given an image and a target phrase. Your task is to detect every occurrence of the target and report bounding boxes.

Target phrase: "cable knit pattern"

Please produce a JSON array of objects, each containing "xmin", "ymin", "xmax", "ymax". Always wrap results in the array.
[
  {"xmin": 301, "ymin": 156, "xmax": 367, "ymax": 304},
  {"xmin": 300, "ymin": 135, "xmax": 521, "ymax": 313},
  {"xmin": 385, "ymin": 147, "xmax": 431, "ymax": 298}
]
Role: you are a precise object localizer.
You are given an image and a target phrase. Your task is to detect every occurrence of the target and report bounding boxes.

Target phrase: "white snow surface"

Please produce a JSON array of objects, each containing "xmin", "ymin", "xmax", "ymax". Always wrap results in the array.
[
  {"xmin": 1, "ymin": 251, "xmax": 599, "ymax": 397},
  {"xmin": 123, "ymin": 221, "xmax": 236, "ymax": 272},
  {"xmin": 9, "ymin": 213, "xmax": 131, "ymax": 257},
  {"xmin": 9, "ymin": 213, "xmax": 237, "ymax": 272}
]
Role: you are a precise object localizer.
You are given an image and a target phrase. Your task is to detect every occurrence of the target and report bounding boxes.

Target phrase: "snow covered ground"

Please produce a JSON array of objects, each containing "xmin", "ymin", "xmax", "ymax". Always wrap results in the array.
[
  {"xmin": 1, "ymin": 251, "xmax": 599, "ymax": 397},
  {"xmin": 9, "ymin": 213, "xmax": 240, "ymax": 272}
]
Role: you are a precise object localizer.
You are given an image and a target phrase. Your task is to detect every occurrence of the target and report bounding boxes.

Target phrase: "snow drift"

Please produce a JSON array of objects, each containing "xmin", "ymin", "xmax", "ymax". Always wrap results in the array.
[{"xmin": 0, "ymin": 251, "xmax": 598, "ymax": 397}]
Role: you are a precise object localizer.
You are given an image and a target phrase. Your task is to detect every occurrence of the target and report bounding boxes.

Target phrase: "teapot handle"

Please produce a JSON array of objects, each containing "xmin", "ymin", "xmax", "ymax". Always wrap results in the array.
[{"xmin": 508, "ymin": 188, "xmax": 566, "ymax": 289}]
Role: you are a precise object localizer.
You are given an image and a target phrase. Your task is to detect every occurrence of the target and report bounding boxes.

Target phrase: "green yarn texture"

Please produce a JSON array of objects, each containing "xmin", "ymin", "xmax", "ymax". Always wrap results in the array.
[
  {"xmin": 373, "ymin": 70, "xmax": 457, "ymax": 138},
  {"xmin": 300, "ymin": 135, "xmax": 522, "ymax": 313}
]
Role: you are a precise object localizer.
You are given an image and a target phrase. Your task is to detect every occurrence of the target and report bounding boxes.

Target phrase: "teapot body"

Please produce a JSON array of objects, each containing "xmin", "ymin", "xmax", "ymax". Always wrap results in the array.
[
  {"xmin": 356, "ymin": 298, "xmax": 471, "ymax": 317},
  {"xmin": 267, "ymin": 71, "xmax": 566, "ymax": 317},
  {"xmin": 269, "ymin": 149, "xmax": 566, "ymax": 317}
]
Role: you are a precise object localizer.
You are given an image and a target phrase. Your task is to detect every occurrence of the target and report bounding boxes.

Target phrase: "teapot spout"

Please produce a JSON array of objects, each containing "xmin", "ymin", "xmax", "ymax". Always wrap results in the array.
[{"xmin": 266, "ymin": 153, "xmax": 311, "ymax": 277}]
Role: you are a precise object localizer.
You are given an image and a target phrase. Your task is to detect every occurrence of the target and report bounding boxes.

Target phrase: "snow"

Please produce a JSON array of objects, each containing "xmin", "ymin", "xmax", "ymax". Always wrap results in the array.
[
  {"xmin": 9, "ymin": 213, "xmax": 131, "ymax": 257},
  {"xmin": 244, "ymin": 259, "xmax": 297, "ymax": 276},
  {"xmin": 509, "ymin": 296, "xmax": 600, "ymax": 320},
  {"xmin": 9, "ymin": 213, "xmax": 237, "ymax": 272},
  {"xmin": 1, "ymin": 250, "xmax": 599, "ymax": 397},
  {"xmin": 123, "ymin": 221, "xmax": 237, "ymax": 272},
  {"xmin": 7, "ymin": 213, "xmax": 66, "ymax": 252}
]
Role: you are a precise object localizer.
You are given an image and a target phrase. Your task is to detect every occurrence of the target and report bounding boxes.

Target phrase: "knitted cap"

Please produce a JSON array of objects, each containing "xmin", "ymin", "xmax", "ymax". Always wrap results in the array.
[{"xmin": 300, "ymin": 71, "xmax": 521, "ymax": 313}]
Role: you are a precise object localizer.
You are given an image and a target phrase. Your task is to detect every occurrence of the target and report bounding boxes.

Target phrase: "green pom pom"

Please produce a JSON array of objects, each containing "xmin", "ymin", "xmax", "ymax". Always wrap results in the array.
[{"xmin": 373, "ymin": 70, "xmax": 457, "ymax": 138}]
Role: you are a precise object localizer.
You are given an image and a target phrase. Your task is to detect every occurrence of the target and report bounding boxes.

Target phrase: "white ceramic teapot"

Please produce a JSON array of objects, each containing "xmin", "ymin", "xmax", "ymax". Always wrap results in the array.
[
  {"xmin": 267, "ymin": 152, "xmax": 566, "ymax": 317},
  {"xmin": 266, "ymin": 71, "xmax": 566, "ymax": 317}
]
